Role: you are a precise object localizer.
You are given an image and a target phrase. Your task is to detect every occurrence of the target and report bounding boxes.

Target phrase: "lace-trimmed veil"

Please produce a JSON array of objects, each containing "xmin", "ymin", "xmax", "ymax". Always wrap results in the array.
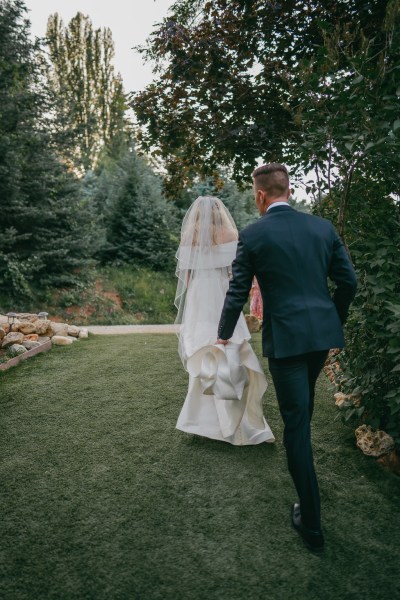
[{"xmin": 174, "ymin": 196, "xmax": 238, "ymax": 334}]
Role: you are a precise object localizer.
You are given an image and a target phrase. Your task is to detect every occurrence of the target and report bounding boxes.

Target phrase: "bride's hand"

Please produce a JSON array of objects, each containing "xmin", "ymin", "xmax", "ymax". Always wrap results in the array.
[{"xmin": 215, "ymin": 339, "xmax": 229, "ymax": 345}]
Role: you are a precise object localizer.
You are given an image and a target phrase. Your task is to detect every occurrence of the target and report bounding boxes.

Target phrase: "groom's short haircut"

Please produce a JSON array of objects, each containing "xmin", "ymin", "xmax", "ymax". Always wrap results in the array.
[{"xmin": 252, "ymin": 163, "xmax": 289, "ymax": 198}]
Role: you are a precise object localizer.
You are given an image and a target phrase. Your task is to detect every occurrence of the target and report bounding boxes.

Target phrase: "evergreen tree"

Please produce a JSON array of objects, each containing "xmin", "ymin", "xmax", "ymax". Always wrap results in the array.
[
  {"xmin": 188, "ymin": 177, "xmax": 258, "ymax": 229},
  {"xmin": 46, "ymin": 12, "xmax": 130, "ymax": 174},
  {"xmin": 99, "ymin": 147, "xmax": 177, "ymax": 271},
  {"xmin": 0, "ymin": 0, "xmax": 94, "ymax": 301}
]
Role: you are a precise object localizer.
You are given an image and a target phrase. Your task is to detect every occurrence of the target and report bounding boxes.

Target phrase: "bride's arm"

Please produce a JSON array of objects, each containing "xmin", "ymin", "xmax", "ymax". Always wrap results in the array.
[
  {"xmin": 217, "ymin": 234, "xmax": 254, "ymax": 341},
  {"xmin": 217, "ymin": 226, "xmax": 239, "ymax": 244}
]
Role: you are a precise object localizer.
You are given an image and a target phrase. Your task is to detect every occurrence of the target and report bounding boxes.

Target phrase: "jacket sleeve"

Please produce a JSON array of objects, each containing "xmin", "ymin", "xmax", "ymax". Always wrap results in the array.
[
  {"xmin": 328, "ymin": 230, "xmax": 357, "ymax": 324},
  {"xmin": 218, "ymin": 235, "xmax": 255, "ymax": 340}
]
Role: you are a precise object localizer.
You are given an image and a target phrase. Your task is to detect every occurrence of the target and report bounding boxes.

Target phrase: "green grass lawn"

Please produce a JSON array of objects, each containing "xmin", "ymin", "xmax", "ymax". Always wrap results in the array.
[{"xmin": 1, "ymin": 334, "xmax": 399, "ymax": 600}]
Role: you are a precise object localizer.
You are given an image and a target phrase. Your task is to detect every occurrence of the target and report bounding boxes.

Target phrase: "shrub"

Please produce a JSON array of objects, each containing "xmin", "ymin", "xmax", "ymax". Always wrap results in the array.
[{"xmin": 334, "ymin": 234, "xmax": 400, "ymax": 446}]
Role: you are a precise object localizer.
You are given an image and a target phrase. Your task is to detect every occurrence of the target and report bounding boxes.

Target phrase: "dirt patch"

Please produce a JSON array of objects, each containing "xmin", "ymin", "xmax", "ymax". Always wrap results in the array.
[
  {"xmin": 95, "ymin": 280, "xmax": 123, "ymax": 309},
  {"xmin": 56, "ymin": 279, "xmax": 123, "ymax": 321},
  {"xmin": 64, "ymin": 304, "xmax": 97, "ymax": 319}
]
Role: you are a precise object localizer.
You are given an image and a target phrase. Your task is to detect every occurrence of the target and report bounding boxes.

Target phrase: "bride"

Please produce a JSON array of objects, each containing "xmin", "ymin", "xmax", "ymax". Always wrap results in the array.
[{"xmin": 174, "ymin": 196, "xmax": 275, "ymax": 445}]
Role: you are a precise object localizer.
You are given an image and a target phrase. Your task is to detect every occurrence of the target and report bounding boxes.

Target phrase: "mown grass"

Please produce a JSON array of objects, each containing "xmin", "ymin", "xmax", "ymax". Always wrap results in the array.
[{"xmin": 0, "ymin": 333, "xmax": 399, "ymax": 600}]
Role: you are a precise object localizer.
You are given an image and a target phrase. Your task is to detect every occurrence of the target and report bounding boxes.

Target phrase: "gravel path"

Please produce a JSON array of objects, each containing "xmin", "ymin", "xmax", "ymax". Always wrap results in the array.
[{"xmin": 86, "ymin": 324, "xmax": 179, "ymax": 335}]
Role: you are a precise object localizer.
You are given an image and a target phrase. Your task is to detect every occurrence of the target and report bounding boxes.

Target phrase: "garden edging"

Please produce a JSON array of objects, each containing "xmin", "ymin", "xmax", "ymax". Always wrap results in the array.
[{"xmin": 0, "ymin": 339, "xmax": 52, "ymax": 372}]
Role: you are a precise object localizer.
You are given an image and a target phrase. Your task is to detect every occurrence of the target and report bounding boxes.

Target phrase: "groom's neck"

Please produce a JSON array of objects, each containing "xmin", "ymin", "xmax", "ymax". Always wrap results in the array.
[{"xmin": 265, "ymin": 195, "xmax": 289, "ymax": 210}]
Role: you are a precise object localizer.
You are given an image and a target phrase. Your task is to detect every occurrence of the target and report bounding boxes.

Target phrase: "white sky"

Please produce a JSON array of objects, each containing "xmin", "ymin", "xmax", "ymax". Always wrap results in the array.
[{"xmin": 24, "ymin": 0, "xmax": 175, "ymax": 93}]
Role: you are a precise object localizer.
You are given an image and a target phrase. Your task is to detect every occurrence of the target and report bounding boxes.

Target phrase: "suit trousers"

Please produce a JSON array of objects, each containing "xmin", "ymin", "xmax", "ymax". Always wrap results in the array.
[{"xmin": 268, "ymin": 350, "xmax": 329, "ymax": 530}]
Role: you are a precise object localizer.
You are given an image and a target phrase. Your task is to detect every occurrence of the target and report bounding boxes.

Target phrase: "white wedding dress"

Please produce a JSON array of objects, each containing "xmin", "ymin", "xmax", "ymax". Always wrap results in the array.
[{"xmin": 176, "ymin": 239, "xmax": 275, "ymax": 445}]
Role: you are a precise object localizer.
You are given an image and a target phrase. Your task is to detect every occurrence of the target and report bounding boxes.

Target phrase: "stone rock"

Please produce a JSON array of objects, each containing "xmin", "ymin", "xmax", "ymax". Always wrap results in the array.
[
  {"xmin": 334, "ymin": 392, "xmax": 361, "ymax": 408},
  {"xmin": 78, "ymin": 328, "xmax": 89, "ymax": 339},
  {"xmin": 355, "ymin": 425, "xmax": 395, "ymax": 458},
  {"xmin": 67, "ymin": 325, "xmax": 80, "ymax": 338},
  {"xmin": 0, "ymin": 328, "xmax": 5, "ymax": 341},
  {"xmin": 18, "ymin": 321, "xmax": 37, "ymax": 335},
  {"xmin": 50, "ymin": 322, "xmax": 69, "ymax": 337},
  {"xmin": 52, "ymin": 335, "xmax": 74, "ymax": 346},
  {"xmin": 334, "ymin": 392, "xmax": 348, "ymax": 407},
  {"xmin": 323, "ymin": 349, "xmax": 342, "ymax": 385},
  {"xmin": 38, "ymin": 336, "xmax": 51, "ymax": 344},
  {"xmin": 2, "ymin": 331, "xmax": 25, "ymax": 348},
  {"xmin": 23, "ymin": 334, "xmax": 39, "ymax": 342},
  {"xmin": 23, "ymin": 340, "xmax": 42, "ymax": 350},
  {"xmin": 1, "ymin": 321, "xmax": 21, "ymax": 334},
  {"xmin": 0, "ymin": 315, "xmax": 22, "ymax": 327},
  {"xmin": 245, "ymin": 314, "xmax": 262, "ymax": 333},
  {"xmin": 9, "ymin": 343, "xmax": 27, "ymax": 354},
  {"xmin": 16, "ymin": 313, "xmax": 39, "ymax": 322},
  {"xmin": 35, "ymin": 319, "xmax": 52, "ymax": 335}
]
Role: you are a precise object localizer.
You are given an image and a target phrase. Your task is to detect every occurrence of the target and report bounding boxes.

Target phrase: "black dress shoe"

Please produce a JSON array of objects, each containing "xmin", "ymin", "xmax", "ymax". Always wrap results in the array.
[{"xmin": 291, "ymin": 503, "xmax": 324, "ymax": 553}]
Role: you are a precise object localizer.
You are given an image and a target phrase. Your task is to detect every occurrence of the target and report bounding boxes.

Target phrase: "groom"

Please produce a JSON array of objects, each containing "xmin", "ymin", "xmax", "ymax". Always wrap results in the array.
[{"xmin": 217, "ymin": 163, "xmax": 357, "ymax": 552}]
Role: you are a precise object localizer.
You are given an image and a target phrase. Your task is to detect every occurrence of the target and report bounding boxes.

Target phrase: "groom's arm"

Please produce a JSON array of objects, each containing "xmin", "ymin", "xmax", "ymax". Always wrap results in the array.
[{"xmin": 217, "ymin": 235, "xmax": 255, "ymax": 341}]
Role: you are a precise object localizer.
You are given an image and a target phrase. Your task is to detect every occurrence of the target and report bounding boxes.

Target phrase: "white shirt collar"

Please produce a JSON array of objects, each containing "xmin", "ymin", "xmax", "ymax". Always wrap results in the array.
[{"xmin": 266, "ymin": 201, "xmax": 290, "ymax": 212}]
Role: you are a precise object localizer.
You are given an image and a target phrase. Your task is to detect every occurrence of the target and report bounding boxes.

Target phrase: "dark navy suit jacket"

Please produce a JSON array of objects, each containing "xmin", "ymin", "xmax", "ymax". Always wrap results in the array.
[{"xmin": 218, "ymin": 205, "xmax": 357, "ymax": 358}]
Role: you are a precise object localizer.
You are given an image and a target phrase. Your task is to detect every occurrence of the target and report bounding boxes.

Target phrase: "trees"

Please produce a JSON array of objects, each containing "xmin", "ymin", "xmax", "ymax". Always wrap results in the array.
[
  {"xmin": 97, "ymin": 147, "xmax": 178, "ymax": 271},
  {"xmin": 286, "ymin": 0, "xmax": 399, "ymax": 247},
  {"xmin": 0, "ymin": 0, "xmax": 94, "ymax": 301},
  {"xmin": 133, "ymin": 0, "xmax": 400, "ymax": 446},
  {"xmin": 46, "ymin": 12, "xmax": 129, "ymax": 173},
  {"xmin": 290, "ymin": 2, "xmax": 400, "ymax": 442},
  {"xmin": 186, "ymin": 176, "xmax": 258, "ymax": 228},
  {"xmin": 133, "ymin": 0, "xmax": 395, "ymax": 196}
]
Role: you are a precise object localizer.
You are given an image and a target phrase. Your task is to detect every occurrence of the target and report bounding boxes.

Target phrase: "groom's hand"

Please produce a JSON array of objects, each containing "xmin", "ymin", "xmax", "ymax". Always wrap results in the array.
[{"xmin": 215, "ymin": 339, "xmax": 229, "ymax": 345}]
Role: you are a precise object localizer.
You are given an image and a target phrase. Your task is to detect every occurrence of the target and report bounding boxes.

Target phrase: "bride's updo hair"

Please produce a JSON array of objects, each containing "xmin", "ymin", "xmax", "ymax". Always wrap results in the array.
[{"xmin": 181, "ymin": 196, "xmax": 238, "ymax": 247}]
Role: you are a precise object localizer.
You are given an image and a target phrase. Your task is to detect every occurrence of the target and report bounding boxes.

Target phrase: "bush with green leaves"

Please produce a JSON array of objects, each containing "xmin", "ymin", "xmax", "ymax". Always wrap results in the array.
[
  {"xmin": 335, "ymin": 240, "xmax": 400, "ymax": 445},
  {"xmin": 320, "ymin": 184, "xmax": 400, "ymax": 446}
]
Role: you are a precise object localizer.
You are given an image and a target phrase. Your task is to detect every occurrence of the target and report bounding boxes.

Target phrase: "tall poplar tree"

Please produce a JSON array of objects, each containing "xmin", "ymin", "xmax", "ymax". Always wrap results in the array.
[{"xmin": 46, "ymin": 12, "xmax": 129, "ymax": 174}]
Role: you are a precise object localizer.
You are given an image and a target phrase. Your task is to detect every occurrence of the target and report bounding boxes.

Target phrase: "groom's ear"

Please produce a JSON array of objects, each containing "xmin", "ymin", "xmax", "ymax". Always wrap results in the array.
[{"xmin": 255, "ymin": 188, "xmax": 267, "ymax": 214}]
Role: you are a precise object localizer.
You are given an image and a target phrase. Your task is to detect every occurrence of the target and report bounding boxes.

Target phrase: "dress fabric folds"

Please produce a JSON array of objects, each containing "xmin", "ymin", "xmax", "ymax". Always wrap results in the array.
[{"xmin": 176, "ymin": 242, "xmax": 274, "ymax": 445}]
